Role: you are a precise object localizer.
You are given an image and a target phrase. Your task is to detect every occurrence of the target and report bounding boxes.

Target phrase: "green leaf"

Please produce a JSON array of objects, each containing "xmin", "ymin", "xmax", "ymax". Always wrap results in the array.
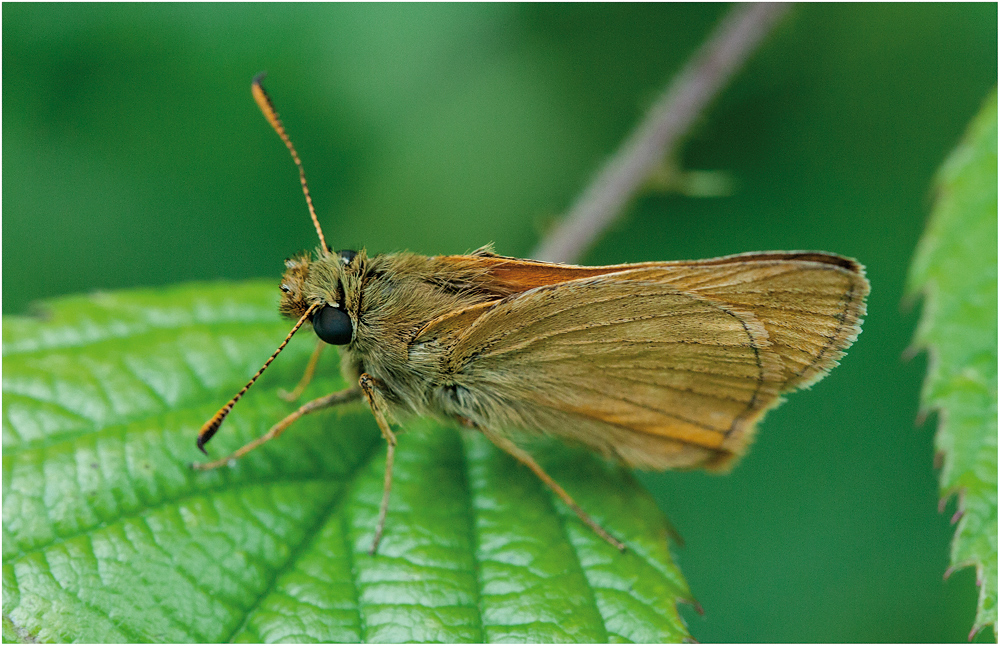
[
  {"xmin": 907, "ymin": 89, "xmax": 998, "ymax": 640},
  {"xmin": 3, "ymin": 282, "xmax": 693, "ymax": 643}
]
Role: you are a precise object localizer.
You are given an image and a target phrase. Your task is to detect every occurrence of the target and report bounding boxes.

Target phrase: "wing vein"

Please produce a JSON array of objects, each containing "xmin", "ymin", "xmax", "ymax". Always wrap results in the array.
[{"xmin": 533, "ymin": 380, "xmax": 730, "ymax": 435}]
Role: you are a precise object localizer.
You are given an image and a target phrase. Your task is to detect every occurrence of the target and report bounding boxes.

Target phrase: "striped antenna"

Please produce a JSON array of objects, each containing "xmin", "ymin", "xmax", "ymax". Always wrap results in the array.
[
  {"xmin": 196, "ymin": 301, "xmax": 321, "ymax": 453},
  {"xmin": 251, "ymin": 72, "xmax": 330, "ymax": 256}
]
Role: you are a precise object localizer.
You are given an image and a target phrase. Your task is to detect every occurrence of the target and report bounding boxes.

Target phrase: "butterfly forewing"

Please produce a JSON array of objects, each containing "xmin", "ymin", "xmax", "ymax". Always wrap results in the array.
[
  {"xmin": 640, "ymin": 256, "xmax": 868, "ymax": 389},
  {"xmin": 423, "ymin": 253, "xmax": 867, "ymax": 471}
]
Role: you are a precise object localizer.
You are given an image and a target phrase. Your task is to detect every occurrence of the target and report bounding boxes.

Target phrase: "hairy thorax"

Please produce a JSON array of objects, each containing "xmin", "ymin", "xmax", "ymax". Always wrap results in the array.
[{"xmin": 278, "ymin": 248, "xmax": 513, "ymax": 418}]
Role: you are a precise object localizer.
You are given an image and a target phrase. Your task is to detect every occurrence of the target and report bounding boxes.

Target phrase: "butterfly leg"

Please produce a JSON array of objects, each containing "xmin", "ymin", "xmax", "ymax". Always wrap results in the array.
[
  {"xmin": 359, "ymin": 373, "xmax": 397, "ymax": 556},
  {"xmin": 279, "ymin": 339, "xmax": 327, "ymax": 401},
  {"xmin": 192, "ymin": 385, "xmax": 361, "ymax": 470},
  {"xmin": 481, "ymin": 429, "xmax": 626, "ymax": 552}
]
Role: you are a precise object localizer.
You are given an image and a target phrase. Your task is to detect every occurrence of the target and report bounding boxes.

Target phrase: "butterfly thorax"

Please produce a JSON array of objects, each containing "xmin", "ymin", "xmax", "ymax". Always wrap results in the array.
[{"xmin": 278, "ymin": 248, "xmax": 512, "ymax": 413}]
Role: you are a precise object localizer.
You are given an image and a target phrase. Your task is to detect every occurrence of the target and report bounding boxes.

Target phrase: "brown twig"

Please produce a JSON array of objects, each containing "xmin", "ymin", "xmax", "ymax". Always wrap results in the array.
[{"xmin": 531, "ymin": 2, "xmax": 791, "ymax": 264}]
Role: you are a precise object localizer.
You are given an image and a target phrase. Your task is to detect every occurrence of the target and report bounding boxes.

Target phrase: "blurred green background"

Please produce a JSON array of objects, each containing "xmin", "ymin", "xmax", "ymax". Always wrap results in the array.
[{"xmin": 4, "ymin": 3, "xmax": 996, "ymax": 642}]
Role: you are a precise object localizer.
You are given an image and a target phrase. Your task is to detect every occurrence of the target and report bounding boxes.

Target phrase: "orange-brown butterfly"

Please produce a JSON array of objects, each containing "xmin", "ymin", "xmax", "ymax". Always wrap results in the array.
[{"xmin": 194, "ymin": 74, "xmax": 869, "ymax": 555}]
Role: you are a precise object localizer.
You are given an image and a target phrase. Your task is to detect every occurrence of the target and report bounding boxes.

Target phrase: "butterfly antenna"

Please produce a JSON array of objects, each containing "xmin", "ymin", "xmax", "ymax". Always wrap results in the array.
[
  {"xmin": 252, "ymin": 72, "xmax": 330, "ymax": 256},
  {"xmin": 197, "ymin": 301, "xmax": 321, "ymax": 453}
]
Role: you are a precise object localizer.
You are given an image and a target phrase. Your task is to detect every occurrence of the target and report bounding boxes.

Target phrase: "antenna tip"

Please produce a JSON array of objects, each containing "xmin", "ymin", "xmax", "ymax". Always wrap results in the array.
[
  {"xmin": 252, "ymin": 71, "xmax": 268, "ymax": 87},
  {"xmin": 196, "ymin": 420, "xmax": 221, "ymax": 454}
]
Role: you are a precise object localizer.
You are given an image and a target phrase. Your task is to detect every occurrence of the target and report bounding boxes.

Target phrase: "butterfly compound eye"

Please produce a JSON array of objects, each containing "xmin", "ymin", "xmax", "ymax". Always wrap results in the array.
[
  {"xmin": 337, "ymin": 249, "xmax": 357, "ymax": 264},
  {"xmin": 312, "ymin": 305, "xmax": 353, "ymax": 345}
]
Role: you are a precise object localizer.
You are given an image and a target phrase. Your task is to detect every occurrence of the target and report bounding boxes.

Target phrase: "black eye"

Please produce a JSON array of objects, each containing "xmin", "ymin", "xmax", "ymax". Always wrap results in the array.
[
  {"xmin": 312, "ymin": 305, "xmax": 353, "ymax": 345},
  {"xmin": 337, "ymin": 249, "xmax": 357, "ymax": 264}
]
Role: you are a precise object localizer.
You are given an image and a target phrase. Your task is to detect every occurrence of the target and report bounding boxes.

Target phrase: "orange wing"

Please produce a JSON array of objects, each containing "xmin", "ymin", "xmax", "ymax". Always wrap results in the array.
[{"xmin": 418, "ymin": 252, "xmax": 868, "ymax": 471}]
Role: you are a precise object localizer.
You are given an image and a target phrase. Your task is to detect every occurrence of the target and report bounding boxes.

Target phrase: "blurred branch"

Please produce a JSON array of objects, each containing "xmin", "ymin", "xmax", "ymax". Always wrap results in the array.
[{"xmin": 532, "ymin": 2, "xmax": 791, "ymax": 264}]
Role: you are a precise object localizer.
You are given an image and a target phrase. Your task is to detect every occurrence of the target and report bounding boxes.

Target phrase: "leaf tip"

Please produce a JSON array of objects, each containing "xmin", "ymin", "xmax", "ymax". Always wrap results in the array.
[{"xmin": 679, "ymin": 596, "xmax": 704, "ymax": 616}]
